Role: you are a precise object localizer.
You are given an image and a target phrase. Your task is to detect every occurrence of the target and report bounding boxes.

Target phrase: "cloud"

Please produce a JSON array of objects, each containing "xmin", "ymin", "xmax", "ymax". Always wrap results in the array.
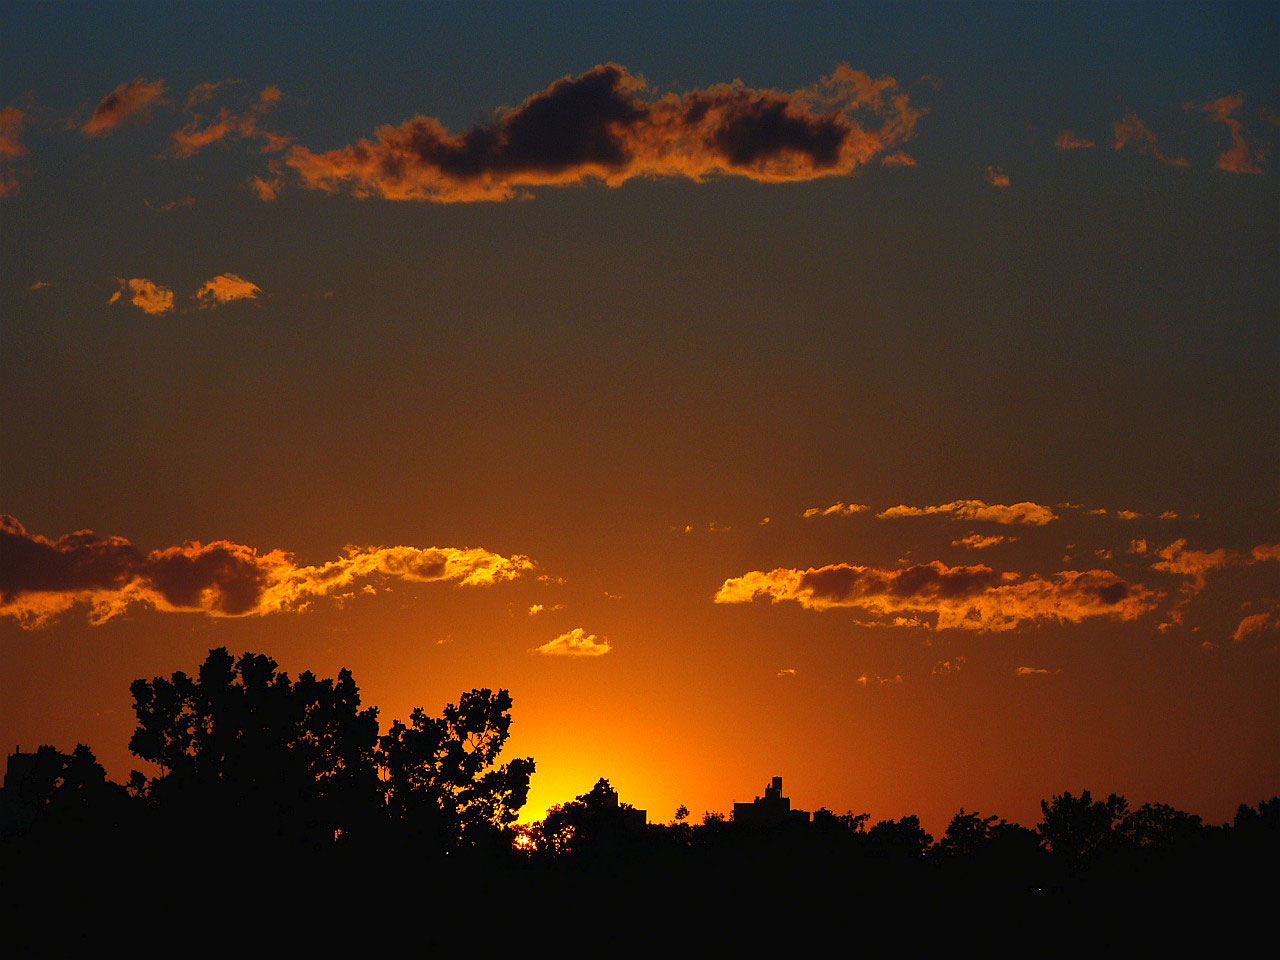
[
  {"xmin": 1014, "ymin": 666, "xmax": 1052, "ymax": 677},
  {"xmin": 248, "ymin": 173, "xmax": 282, "ymax": 201},
  {"xmin": 1054, "ymin": 130, "xmax": 1095, "ymax": 150},
  {"xmin": 877, "ymin": 499, "xmax": 1057, "ymax": 526},
  {"xmin": 534, "ymin": 627, "xmax": 611, "ymax": 657},
  {"xmin": 856, "ymin": 673, "xmax": 902, "ymax": 686},
  {"xmin": 83, "ymin": 78, "xmax": 165, "ymax": 135},
  {"xmin": 1112, "ymin": 112, "xmax": 1190, "ymax": 167},
  {"xmin": 777, "ymin": 667, "xmax": 797, "ymax": 677},
  {"xmin": 1189, "ymin": 93, "xmax": 1263, "ymax": 174},
  {"xmin": 0, "ymin": 514, "xmax": 533, "ymax": 629},
  {"xmin": 108, "ymin": 278, "xmax": 174, "ymax": 316},
  {"xmin": 0, "ymin": 106, "xmax": 27, "ymax": 158},
  {"xmin": 144, "ymin": 196, "xmax": 195, "ymax": 213},
  {"xmin": 285, "ymin": 63, "xmax": 922, "ymax": 203},
  {"xmin": 802, "ymin": 502, "xmax": 869, "ymax": 519},
  {"xmin": 29, "ymin": 281, "xmax": 51, "ymax": 291},
  {"xmin": 984, "ymin": 164, "xmax": 1010, "ymax": 187},
  {"xmin": 881, "ymin": 150, "xmax": 916, "ymax": 166},
  {"xmin": 195, "ymin": 273, "xmax": 262, "ymax": 306},
  {"xmin": 952, "ymin": 534, "xmax": 1013, "ymax": 550},
  {"xmin": 0, "ymin": 106, "xmax": 27, "ymax": 197},
  {"xmin": 169, "ymin": 84, "xmax": 287, "ymax": 158},
  {"xmin": 714, "ymin": 559, "xmax": 1158, "ymax": 632},
  {"xmin": 931, "ymin": 656, "xmax": 964, "ymax": 676},
  {"xmin": 1232, "ymin": 608, "xmax": 1280, "ymax": 644}
]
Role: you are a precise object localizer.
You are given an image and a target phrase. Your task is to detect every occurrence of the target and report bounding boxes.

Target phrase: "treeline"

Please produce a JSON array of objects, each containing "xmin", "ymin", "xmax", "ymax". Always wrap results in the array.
[{"xmin": 2, "ymin": 648, "xmax": 1276, "ymax": 943}]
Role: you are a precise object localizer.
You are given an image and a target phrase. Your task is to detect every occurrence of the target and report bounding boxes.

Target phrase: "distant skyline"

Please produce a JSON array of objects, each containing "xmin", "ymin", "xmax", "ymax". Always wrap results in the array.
[{"xmin": 2, "ymin": 1, "xmax": 1277, "ymax": 831}]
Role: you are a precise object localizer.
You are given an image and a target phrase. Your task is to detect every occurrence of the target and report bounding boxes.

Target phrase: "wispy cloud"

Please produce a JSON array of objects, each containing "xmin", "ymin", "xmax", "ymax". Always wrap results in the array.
[
  {"xmin": 1112, "ymin": 112, "xmax": 1190, "ymax": 167},
  {"xmin": 286, "ymin": 63, "xmax": 922, "ymax": 203},
  {"xmin": 169, "ymin": 84, "xmax": 287, "ymax": 157},
  {"xmin": 951, "ymin": 534, "xmax": 1013, "ymax": 550},
  {"xmin": 1054, "ymin": 130, "xmax": 1095, "ymax": 150},
  {"xmin": 1233, "ymin": 608, "xmax": 1280, "ymax": 644},
  {"xmin": 83, "ymin": 78, "xmax": 165, "ymax": 135},
  {"xmin": 0, "ymin": 515, "xmax": 533, "ymax": 629},
  {"xmin": 534, "ymin": 627, "xmax": 611, "ymax": 657},
  {"xmin": 984, "ymin": 164, "xmax": 1010, "ymax": 187},
  {"xmin": 1014, "ymin": 665, "xmax": 1053, "ymax": 677},
  {"xmin": 0, "ymin": 106, "xmax": 28, "ymax": 196},
  {"xmin": 802, "ymin": 502, "xmax": 869, "ymax": 519},
  {"xmin": 715, "ymin": 559, "xmax": 1158, "ymax": 632},
  {"xmin": 877, "ymin": 499, "xmax": 1057, "ymax": 526},
  {"xmin": 108, "ymin": 277, "xmax": 174, "ymax": 316},
  {"xmin": 1190, "ymin": 93, "xmax": 1263, "ymax": 174}
]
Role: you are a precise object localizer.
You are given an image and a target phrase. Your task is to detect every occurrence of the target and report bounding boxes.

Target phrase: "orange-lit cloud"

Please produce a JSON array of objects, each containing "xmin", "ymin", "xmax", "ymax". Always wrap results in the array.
[
  {"xmin": 534, "ymin": 627, "xmax": 611, "ymax": 657},
  {"xmin": 0, "ymin": 106, "xmax": 28, "ymax": 197},
  {"xmin": 248, "ymin": 173, "xmax": 282, "ymax": 201},
  {"xmin": 1190, "ymin": 93, "xmax": 1263, "ymax": 174},
  {"xmin": 170, "ymin": 84, "xmax": 287, "ymax": 158},
  {"xmin": 1153, "ymin": 539, "xmax": 1280, "ymax": 589},
  {"xmin": 984, "ymin": 164, "xmax": 1010, "ymax": 187},
  {"xmin": 952, "ymin": 534, "xmax": 1014, "ymax": 550},
  {"xmin": 144, "ymin": 196, "xmax": 195, "ymax": 213},
  {"xmin": 857, "ymin": 673, "xmax": 902, "ymax": 686},
  {"xmin": 83, "ymin": 78, "xmax": 165, "ymax": 135},
  {"xmin": 0, "ymin": 106, "xmax": 27, "ymax": 158},
  {"xmin": 195, "ymin": 273, "xmax": 262, "ymax": 306},
  {"xmin": 0, "ymin": 515, "xmax": 533, "ymax": 629},
  {"xmin": 802, "ymin": 502, "xmax": 869, "ymax": 519},
  {"xmin": 877, "ymin": 499, "xmax": 1057, "ymax": 526},
  {"xmin": 881, "ymin": 150, "xmax": 916, "ymax": 166},
  {"xmin": 285, "ymin": 63, "xmax": 921, "ymax": 203},
  {"xmin": 1054, "ymin": 130, "xmax": 1095, "ymax": 150},
  {"xmin": 108, "ymin": 277, "xmax": 174, "ymax": 316},
  {"xmin": 1112, "ymin": 112, "xmax": 1190, "ymax": 167},
  {"xmin": 1232, "ymin": 608, "xmax": 1280, "ymax": 644},
  {"xmin": 931, "ymin": 656, "xmax": 964, "ymax": 676},
  {"xmin": 714, "ymin": 559, "xmax": 1158, "ymax": 632},
  {"xmin": 1014, "ymin": 666, "xmax": 1052, "ymax": 677}
]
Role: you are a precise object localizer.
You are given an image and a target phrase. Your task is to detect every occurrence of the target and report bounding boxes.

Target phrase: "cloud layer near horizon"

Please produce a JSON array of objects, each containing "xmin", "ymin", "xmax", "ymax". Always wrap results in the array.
[
  {"xmin": 877, "ymin": 499, "xmax": 1057, "ymax": 526},
  {"xmin": 715, "ymin": 559, "xmax": 1158, "ymax": 632},
  {"xmin": 0, "ymin": 515, "xmax": 533, "ymax": 628},
  {"xmin": 285, "ymin": 63, "xmax": 921, "ymax": 202}
]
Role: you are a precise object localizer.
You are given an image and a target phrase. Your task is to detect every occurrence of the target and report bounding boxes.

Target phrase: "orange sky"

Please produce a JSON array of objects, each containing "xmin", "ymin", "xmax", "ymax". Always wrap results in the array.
[{"xmin": 2, "ymin": 1, "xmax": 1278, "ymax": 834}]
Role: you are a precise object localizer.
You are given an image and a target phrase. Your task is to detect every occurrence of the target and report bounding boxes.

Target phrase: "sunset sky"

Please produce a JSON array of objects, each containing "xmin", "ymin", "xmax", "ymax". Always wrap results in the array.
[{"xmin": 2, "ymin": 1, "xmax": 1278, "ymax": 832}]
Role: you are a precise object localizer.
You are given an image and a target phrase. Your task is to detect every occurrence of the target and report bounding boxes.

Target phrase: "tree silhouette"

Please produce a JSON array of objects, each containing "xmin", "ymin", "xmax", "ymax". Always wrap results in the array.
[
  {"xmin": 379, "ymin": 688, "xmax": 534, "ymax": 852},
  {"xmin": 527, "ymin": 778, "xmax": 645, "ymax": 857},
  {"xmin": 128, "ymin": 647, "xmax": 382, "ymax": 846},
  {"xmin": 1037, "ymin": 790, "xmax": 1129, "ymax": 862}
]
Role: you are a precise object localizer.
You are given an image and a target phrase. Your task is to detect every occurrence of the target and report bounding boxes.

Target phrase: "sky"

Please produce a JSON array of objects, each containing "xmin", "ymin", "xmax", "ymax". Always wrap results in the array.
[{"xmin": 2, "ymin": 0, "xmax": 1278, "ymax": 833}]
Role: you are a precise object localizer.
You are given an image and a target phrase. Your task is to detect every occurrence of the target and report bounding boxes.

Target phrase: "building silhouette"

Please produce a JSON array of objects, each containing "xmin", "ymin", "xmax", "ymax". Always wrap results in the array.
[{"xmin": 733, "ymin": 776, "xmax": 810, "ymax": 826}]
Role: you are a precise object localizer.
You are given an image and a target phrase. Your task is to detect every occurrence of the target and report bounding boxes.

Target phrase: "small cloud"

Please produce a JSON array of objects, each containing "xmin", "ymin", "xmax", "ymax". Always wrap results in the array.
[
  {"xmin": 195, "ymin": 273, "xmax": 262, "ymax": 306},
  {"xmin": 759, "ymin": 517, "xmax": 771, "ymax": 526},
  {"xmin": 144, "ymin": 196, "xmax": 195, "ymax": 213},
  {"xmin": 0, "ymin": 106, "xmax": 28, "ymax": 197},
  {"xmin": 931, "ymin": 656, "xmax": 964, "ymax": 676},
  {"xmin": 777, "ymin": 667, "xmax": 797, "ymax": 678},
  {"xmin": 1190, "ymin": 93, "xmax": 1263, "ymax": 174},
  {"xmin": 528, "ymin": 603, "xmax": 544, "ymax": 616},
  {"xmin": 985, "ymin": 164, "xmax": 1010, "ymax": 187},
  {"xmin": 1129, "ymin": 539, "xmax": 1148, "ymax": 555},
  {"xmin": 878, "ymin": 499, "xmax": 1056, "ymax": 526},
  {"xmin": 534, "ymin": 627, "xmax": 611, "ymax": 657},
  {"xmin": 802, "ymin": 502, "xmax": 869, "ymax": 519},
  {"xmin": 1014, "ymin": 666, "xmax": 1053, "ymax": 677},
  {"xmin": 109, "ymin": 277, "xmax": 174, "ymax": 316},
  {"xmin": 856, "ymin": 673, "xmax": 903, "ymax": 686},
  {"xmin": 83, "ymin": 78, "xmax": 165, "ymax": 135},
  {"xmin": 29, "ymin": 280, "xmax": 51, "ymax": 291},
  {"xmin": 1233, "ymin": 608, "xmax": 1280, "ymax": 644},
  {"xmin": 1112, "ymin": 112, "xmax": 1190, "ymax": 167},
  {"xmin": 248, "ymin": 174, "xmax": 282, "ymax": 201},
  {"xmin": 1054, "ymin": 130, "xmax": 1095, "ymax": 150},
  {"xmin": 881, "ymin": 150, "xmax": 916, "ymax": 167},
  {"xmin": 951, "ymin": 533, "xmax": 1013, "ymax": 550},
  {"xmin": 1116, "ymin": 510, "xmax": 1143, "ymax": 521}
]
